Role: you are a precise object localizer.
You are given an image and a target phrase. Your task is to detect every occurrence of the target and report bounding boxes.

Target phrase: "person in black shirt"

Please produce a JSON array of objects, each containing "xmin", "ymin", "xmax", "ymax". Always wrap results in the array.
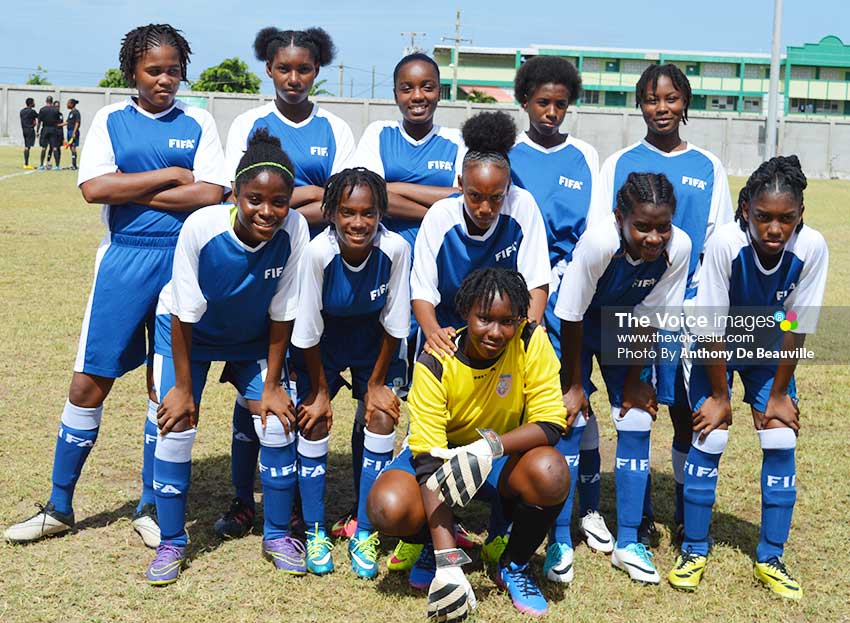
[
  {"xmin": 20, "ymin": 98, "xmax": 38, "ymax": 169},
  {"xmin": 63, "ymin": 99, "xmax": 81, "ymax": 170},
  {"xmin": 37, "ymin": 95, "xmax": 62, "ymax": 169}
]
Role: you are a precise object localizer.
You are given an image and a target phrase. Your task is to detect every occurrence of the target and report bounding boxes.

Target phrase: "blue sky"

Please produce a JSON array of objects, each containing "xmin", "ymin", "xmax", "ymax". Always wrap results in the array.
[{"xmin": 2, "ymin": 0, "xmax": 848, "ymax": 98}]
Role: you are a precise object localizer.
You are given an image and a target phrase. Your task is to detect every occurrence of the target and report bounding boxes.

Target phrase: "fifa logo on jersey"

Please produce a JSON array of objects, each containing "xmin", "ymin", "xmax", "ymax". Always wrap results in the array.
[
  {"xmin": 633, "ymin": 278, "xmax": 657, "ymax": 288},
  {"xmin": 153, "ymin": 480, "xmax": 182, "ymax": 495},
  {"xmin": 428, "ymin": 160, "xmax": 454, "ymax": 170},
  {"xmin": 775, "ymin": 283, "xmax": 796, "ymax": 302},
  {"xmin": 558, "ymin": 176, "xmax": 584, "ymax": 190},
  {"xmin": 681, "ymin": 175, "xmax": 707, "ymax": 190},
  {"xmin": 616, "ymin": 457, "xmax": 649, "ymax": 471},
  {"xmin": 300, "ymin": 464, "xmax": 326, "ymax": 478},
  {"xmin": 683, "ymin": 460, "xmax": 718, "ymax": 478},
  {"xmin": 370, "ymin": 283, "xmax": 389, "ymax": 301},
  {"xmin": 310, "ymin": 146, "xmax": 329, "ymax": 157},
  {"xmin": 564, "ymin": 453, "xmax": 580, "ymax": 467},
  {"xmin": 265, "ymin": 266, "xmax": 284, "ymax": 279},
  {"xmin": 766, "ymin": 474, "xmax": 796, "ymax": 487},
  {"xmin": 58, "ymin": 426, "xmax": 94, "ymax": 447},
  {"xmin": 259, "ymin": 460, "xmax": 297, "ymax": 478},
  {"xmin": 495, "ymin": 242, "xmax": 518, "ymax": 262},
  {"xmin": 168, "ymin": 138, "xmax": 196, "ymax": 149}
]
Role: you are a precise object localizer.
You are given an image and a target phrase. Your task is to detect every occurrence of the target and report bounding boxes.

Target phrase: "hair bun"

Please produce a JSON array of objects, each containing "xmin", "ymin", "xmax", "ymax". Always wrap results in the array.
[
  {"xmin": 247, "ymin": 127, "xmax": 282, "ymax": 149},
  {"xmin": 461, "ymin": 111, "xmax": 517, "ymax": 156}
]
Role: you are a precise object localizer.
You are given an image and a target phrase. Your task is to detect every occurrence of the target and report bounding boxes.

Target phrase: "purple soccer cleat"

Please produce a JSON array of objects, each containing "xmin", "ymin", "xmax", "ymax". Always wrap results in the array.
[
  {"xmin": 263, "ymin": 536, "xmax": 307, "ymax": 575},
  {"xmin": 146, "ymin": 541, "xmax": 186, "ymax": 586}
]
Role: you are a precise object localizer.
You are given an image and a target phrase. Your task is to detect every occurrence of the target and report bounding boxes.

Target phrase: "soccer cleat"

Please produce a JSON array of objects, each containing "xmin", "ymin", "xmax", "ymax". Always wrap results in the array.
[
  {"xmin": 306, "ymin": 523, "xmax": 335, "ymax": 575},
  {"xmin": 754, "ymin": 557, "xmax": 802, "ymax": 600},
  {"xmin": 408, "ymin": 543, "xmax": 436, "ymax": 590},
  {"xmin": 544, "ymin": 542, "xmax": 574, "ymax": 584},
  {"xmin": 611, "ymin": 542, "xmax": 660, "ymax": 584},
  {"xmin": 4, "ymin": 502, "xmax": 74, "ymax": 543},
  {"xmin": 668, "ymin": 550, "xmax": 708, "ymax": 591},
  {"xmin": 146, "ymin": 541, "xmax": 185, "ymax": 586},
  {"xmin": 454, "ymin": 523, "xmax": 476, "ymax": 550},
  {"xmin": 481, "ymin": 534, "xmax": 509, "ymax": 564},
  {"xmin": 498, "ymin": 561, "xmax": 549, "ymax": 616},
  {"xmin": 213, "ymin": 497, "xmax": 255, "ymax": 539},
  {"xmin": 330, "ymin": 508, "xmax": 357, "ymax": 539},
  {"xmin": 38, "ymin": 165, "xmax": 45, "ymax": 171},
  {"xmin": 23, "ymin": 165, "xmax": 34, "ymax": 170},
  {"xmin": 387, "ymin": 539, "xmax": 424, "ymax": 571},
  {"xmin": 638, "ymin": 515, "xmax": 661, "ymax": 548},
  {"xmin": 131, "ymin": 503, "xmax": 161, "ymax": 549},
  {"xmin": 263, "ymin": 536, "xmax": 307, "ymax": 575},
  {"xmin": 580, "ymin": 510, "xmax": 614, "ymax": 553},
  {"xmin": 348, "ymin": 530, "xmax": 380, "ymax": 579}
]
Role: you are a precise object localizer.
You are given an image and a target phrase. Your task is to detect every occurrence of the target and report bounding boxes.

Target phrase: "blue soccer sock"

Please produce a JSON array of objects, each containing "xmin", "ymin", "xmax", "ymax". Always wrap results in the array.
[
  {"xmin": 49, "ymin": 400, "xmax": 102, "ymax": 515},
  {"xmin": 255, "ymin": 417, "xmax": 297, "ymax": 540},
  {"xmin": 230, "ymin": 396, "xmax": 259, "ymax": 508},
  {"xmin": 613, "ymin": 407, "xmax": 652, "ymax": 547},
  {"xmin": 682, "ymin": 430, "xmax": 728, "ymax": 556},
  {"xmin": 550, "ymin": 419, "xmax": 586, "ymax": 546},
  {"xmin": 351, "ymin": 401, "xmax": 366, "ymax": 509},
  {"xmin": 298, "ymin": 433, "xmax": 329, "ymax": 529},
  {"xmin": 154, "ymin": 428, "xmax": 196, "ymax": 547},
  {"xmin": 137, "ymin": 400, "xmax": 158, "ymax": 512},
  {"xmin": 578, "ymin": 415, "xmax": 601, "ymax": 515},
  {"xmin": 356, "ymin": 429, "xmax": 395, "ymax": 533},
  {"xmin": 642, "ymin": 471, "xmax": 655, "ymax": 520},
  {"xmin": 757, "ymin": 428, "xmax": 797, "ymax": 562},
  {"xmin": 672, "ymin": 440, "xmax": 690, "ymax": 525}
]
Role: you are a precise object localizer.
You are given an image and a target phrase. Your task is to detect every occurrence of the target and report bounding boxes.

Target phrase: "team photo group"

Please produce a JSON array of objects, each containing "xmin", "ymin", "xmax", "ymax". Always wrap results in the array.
[{"xmin": 3, "ymin": 21, "xmax": 828, "ymax": 620}]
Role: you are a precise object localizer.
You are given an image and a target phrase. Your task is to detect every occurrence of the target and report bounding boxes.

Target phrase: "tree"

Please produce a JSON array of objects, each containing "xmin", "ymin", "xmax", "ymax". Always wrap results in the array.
[
  {"xmin": 191, "ymin": 58, "xmax": 260, "ymax": 93},
  {"xmin": 99, "ymin": 68, "xmax": 129, "ymax": 88},
  {"xmin": 26, "ymin": 65, "xmax": 50, "ymax": 86},
  {"xmin": 465, "ymin": 89, "xmax": 497, "ymax": 104},
  {"xmin": 309, "ymin": 79, "xmax": 333, "ymax": 97}
]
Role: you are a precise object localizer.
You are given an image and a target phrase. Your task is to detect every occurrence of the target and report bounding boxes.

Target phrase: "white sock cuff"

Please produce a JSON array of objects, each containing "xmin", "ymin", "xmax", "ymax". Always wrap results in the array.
[
  {"xmin": 62, "ymin": 400, "xmax": 103, "ymax": 430},
  {"xmin": 146, "ymin": 400, "xmax": 158, "ymax": 425},
  {"xmin": 154, "ymin": 428, "xmax": 196, "ymax": 463},
  {"xmin": 297, "ymin": 433, "xmax": 329, "ymax": 457},
  {"xmin": 672, "ymin": 447, "xmax": 688, "ymax": 484},
  {"xmin": 252, "ymin": 415, "xmax": 296, "ymax": 448},
  {"xmin": 612, "ymin": 406, "xmax": 653, "ymax": 432},
  {"xmin": 364, "ymin": 429, "xmax": 395, "ymax": 454},
  {"xmin": 580, "ymin": 415, "xmax": 599, "ymax": 451},
  {"xmin": 758, "ymin": 428, "xmax": 797, "ymax": 450},
  {"xmin": 691, "ymin": 429, "xmax": 729, "ymax": 455},
  {"xmin": 572, "ymin": 411, "xmax": 588, "ymax": 429}
]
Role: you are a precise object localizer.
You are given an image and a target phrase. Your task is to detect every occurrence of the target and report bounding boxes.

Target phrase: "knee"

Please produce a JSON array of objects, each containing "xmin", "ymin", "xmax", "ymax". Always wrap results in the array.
[
  {"xmin": 519, "ymin": 447, "xmax": 571, "ymax": 506},
  {"xmin": 366, "ymin": 410, "xmax": 395, "ymax": 436},
  {"xmin": 68, "ymin": 373, "xmax": 110, "ymax": 408},
  {"xmin": 300, "ymin": 418, "xmax": 329, "ymax": 440},
  {"xmin": 366, "ymin": 473, "xmax": 423, "ymax": 536}
]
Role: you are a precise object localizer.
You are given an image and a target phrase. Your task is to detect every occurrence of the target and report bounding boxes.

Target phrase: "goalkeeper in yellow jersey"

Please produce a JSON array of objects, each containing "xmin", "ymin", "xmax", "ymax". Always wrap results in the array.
[{"xmin": 367, "ymin": 267, "xmax": 568, "ymax": 619}]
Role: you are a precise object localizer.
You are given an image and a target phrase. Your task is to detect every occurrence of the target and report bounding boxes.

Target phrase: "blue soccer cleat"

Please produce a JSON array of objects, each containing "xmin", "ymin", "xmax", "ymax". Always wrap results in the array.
[{"xmin": 499, "ymin": 560, "xmax": 549, "ymax": 616}]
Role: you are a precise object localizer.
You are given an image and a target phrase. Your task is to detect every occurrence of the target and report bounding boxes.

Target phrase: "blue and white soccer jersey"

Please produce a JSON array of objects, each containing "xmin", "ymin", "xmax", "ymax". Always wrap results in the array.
[
  {"xmin": 411, "ymin": 186, "xmax": 550, "ymax": 331},
  {"xmin": 589, "ymin": 140, "xmax": 733, "ymax": 404},
  {"xmin": 353, "ymin": 120, "xmax": 465, "ymax": 249},
  {"xmin": 510, "ymin": 131, "xmax": 598, "ymax": 358},
  {"xmin": 74, "ymin": 98, "xmax": 228, "ymax": 378},
  {"xmin": 554, "ymin": 221, "xmax": 691, "ymax": 406},
  {"xmin": 152, "ymin": 204, "xmax": 309, "ymax": 402},
  {"xmin": 290, "ymin": 225, "xmax": 411, "ymax": 400},
  {"xmin": 685, "ymin": 222, "xmax": 828, "ymax": 413}
]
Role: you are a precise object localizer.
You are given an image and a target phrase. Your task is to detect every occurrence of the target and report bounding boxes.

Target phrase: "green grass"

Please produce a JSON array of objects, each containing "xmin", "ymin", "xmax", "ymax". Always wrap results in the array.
[{"xmin": 1, "ymin": 146, "xmax": 849, "ymax": 622}]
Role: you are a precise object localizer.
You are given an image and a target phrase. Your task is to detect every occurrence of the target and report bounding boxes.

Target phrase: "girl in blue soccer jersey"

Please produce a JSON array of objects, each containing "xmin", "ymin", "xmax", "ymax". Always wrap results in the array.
[
  {"xmin": 217, "ymin": 26, "xmax": 357, "ymax": 538},
  {"xmin": 508, "ymin": 54, "xmax": 613, "ymax": 577},
  {"xmin": 587, "ymin": 64, "xmax": 734, "ymax": 543},
  {"xmin": 4, "ymin": 24, "xmax": 228, "ymax": 548},
  {"xmin": 668, "ymin": 156, "xmax": 827, "ymax": 599},
  {"xmin": 289, "ymin": 168, "xmax": 410, "ymax": 578},
  {"xmin": 144, "ymin": 129, "xmax": 309, "ymax": 585},
  {"xmin": 555, "ymin": 172, "xmax": 691, "ymax": 585}
]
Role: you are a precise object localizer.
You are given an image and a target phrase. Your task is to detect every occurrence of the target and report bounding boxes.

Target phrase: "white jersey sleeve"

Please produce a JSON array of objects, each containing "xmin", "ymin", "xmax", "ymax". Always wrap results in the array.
[
  {"xmin": 351, "ymin": 121, "xmax": 386, "ymax": 178},
  {"xmin": 509, "ymin": 186, "xmax": 551, "ymax": 291},
  {"xmin": 170, "ymin": 208, "xmax": 227, "ymax": 323},
  {"xmin": 77, "ymin": 103, "xmax": 120, "ymax": 186},
  {"xmin": 444, "ymin": 127, "xmax": 467, "ymax": 182},
  {"xmin": 291, "ymin": 230, "xmax": 334, "ymax": 348},
  {"xmin": 689, "ymin": 225, "xmax": 738, "ymax": 336},
  {"xmin": 184, "ymin": 106, "xmax": 229, "ymax": 189},
  {"xmin": 634, "ymin": 225, "xmax": 692, "ymax": 329},
  {"xmin": 269, "ymin": 210, "xmax": 309, "ymax": 323},
  {"xmin": 411, "ymin": 198, "xmax": 457, "ymax": 306},
  {"xmin": 585, "ymin": 149, "xmax": 620, "ymax": 229},
  {"xmin": 784, "ymin": 226, "xmax": 829, "ymax": 334},
  {"xmin": 327, "ymin": 112, "xmax": 356, "ymax": 175},
  {"xmin": 379, "ymin": 230, "xmax": 412, "ymax": 339},
  {"xmin": 705, "ymin": 153, "xmax": 734, "ymax": 243},
  {"xmin": 554, "ymin": 223, "xmax": 620, "ymax": 321},
  {"xmin": 224, "ymin": 108, "xmax": 259, "ymax": 185}
]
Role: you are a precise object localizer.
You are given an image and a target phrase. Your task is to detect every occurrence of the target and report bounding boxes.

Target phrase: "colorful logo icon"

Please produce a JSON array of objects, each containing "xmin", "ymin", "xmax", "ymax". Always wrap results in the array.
[{"xmin": 774, "ymin": 310, "xmax": 798, "ymax": 332}]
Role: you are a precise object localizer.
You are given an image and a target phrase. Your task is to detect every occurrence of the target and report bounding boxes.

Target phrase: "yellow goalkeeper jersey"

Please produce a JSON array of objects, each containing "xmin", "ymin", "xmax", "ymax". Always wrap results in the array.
[{"xmin": 407, "ymin": 321, "xmax": 566, "ymax": 457}]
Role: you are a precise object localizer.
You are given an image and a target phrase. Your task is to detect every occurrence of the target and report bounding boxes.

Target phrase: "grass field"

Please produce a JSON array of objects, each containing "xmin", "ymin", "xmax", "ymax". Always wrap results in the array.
[{"xmin": 0, "ymin": 145, "xmax": 848, "ymax": 623}]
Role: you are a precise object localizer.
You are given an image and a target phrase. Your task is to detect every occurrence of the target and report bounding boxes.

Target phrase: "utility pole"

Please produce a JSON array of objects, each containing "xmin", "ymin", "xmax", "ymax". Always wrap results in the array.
[
  {"xmin": 766, "ymin": 0, "xmax": 783, "ymax": 159},
  {"xmin": 350, "ymin": 78, "xmax": 354, "ymax": 98},
  {"xmin": 441, "ymin": 10, "xmax": 471, "ymax": 102},
  {"xmin": 338, "ymin": 63, "xmax": 344, "ymax": 97},
  {"xmin": 371, "ymin": 65, "xmax": 376, "ymax": 99},
  {"xmin": 401, "ymin": 31, "xmax": 427, "ymax": 56}
]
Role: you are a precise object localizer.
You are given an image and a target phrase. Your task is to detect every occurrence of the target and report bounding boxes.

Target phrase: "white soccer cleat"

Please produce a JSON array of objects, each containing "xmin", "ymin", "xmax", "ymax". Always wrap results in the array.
[
  {"xmin": 4, "ymin": 502, "xmax": 74, "ymax": 543},
  {"xmin": 580, "ymin": 510, "xmax": 614, "ymax": 553},
  {"xmin": 544, "ymin": 542, "xmax": 575, "ymax": 584},
  {"xmin": 131, "ymin": 503, "xmax": 161, "ymax": 549},
  {"xmin": 611, "ymin": 542, "xmax": 660, "ymax": 584}
]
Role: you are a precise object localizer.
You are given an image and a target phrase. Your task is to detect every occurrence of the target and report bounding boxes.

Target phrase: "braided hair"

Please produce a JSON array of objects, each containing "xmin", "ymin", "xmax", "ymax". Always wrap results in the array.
[
  {"xmin": 253, "ymin": 27, "xmax": 335, "ymax": 66},
  {"xmin": 119, "ymin": 24, "xmax": 191, "ymax": 87},
  {"xmin": 461, "ymin": 111, "xmax": 517, "ymax": 172},
  {"xmin": 321, "ymin": 167, "xmax": 388, "ymax": 223},
  {"xmin": 455, "ymin": 268, "xmax": 530, "ymax": 321},
  {"xmin": 234, "ymin": 128, "xmax": 295, "ymax": 195},
  {"xmin": 393, "ymin": 53, "xmax": 440, "ymax": 84},
  {"xmin": 736, "ymin": 155, "xmax": 806, "ymax": 232},
  {"xmin": 514, "ymin": 55, "xmax": 582, "ymax": 105},
  {"xmin": 635, "ymin": 63, "xmax": 692, "ymax": 124},
  {"xmin": 615, "ymin": 172, "xmax": 677, "ymax": 264}
]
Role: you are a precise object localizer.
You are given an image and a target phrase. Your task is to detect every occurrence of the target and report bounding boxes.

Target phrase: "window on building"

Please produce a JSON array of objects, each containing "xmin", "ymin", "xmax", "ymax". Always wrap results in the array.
[
  {"xmin": 440, "ymin": 84, "xmax": 451, "ymax": 100},
  {"xmin": 686, "ymin": 63, "xmax": 700, "ymax": 76},
  {"xmin": 605, "ymin": 60, "xmax": 620, "ymax": 72},
  {"xmin": 743, "ymin": 98, "xmax": 762, "ymax": 113},
  {"xmin": 605, "ymin": 91, "xmax": 626, "ymax": 106},
  {"xmin": 708, "ymin": 95, "xmax": 736, "ymax": 111},
  {"xmin": 582, "ymin": 90, "xmax": 600, "ymax": 105},
  {"xmin": 845, "ymin": 71, "xmax": 850, "ymax": 81}
]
